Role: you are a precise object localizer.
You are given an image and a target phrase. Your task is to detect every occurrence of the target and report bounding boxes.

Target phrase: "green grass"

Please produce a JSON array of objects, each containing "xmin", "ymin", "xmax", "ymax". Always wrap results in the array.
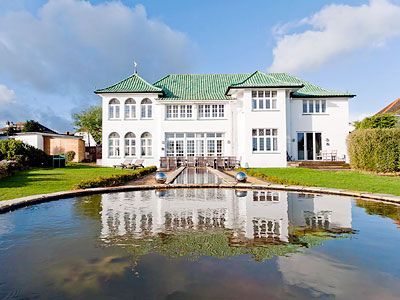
[
  {"xmin": 0, "ymin": 165, "xmax": 137, "ymax": 201},
  {"xmin": 248, "ymin": 168, "xmax": 400, "ymax": 196}
]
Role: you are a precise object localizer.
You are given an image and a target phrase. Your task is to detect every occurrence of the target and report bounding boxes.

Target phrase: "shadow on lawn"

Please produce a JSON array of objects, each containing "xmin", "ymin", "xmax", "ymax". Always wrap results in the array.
[{"xmin": 0, "ymin": 169, "xmax": 65, "ymax": 189}]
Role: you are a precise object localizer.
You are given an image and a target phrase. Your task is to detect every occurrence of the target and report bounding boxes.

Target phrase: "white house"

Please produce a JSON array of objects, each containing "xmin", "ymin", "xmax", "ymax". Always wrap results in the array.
[{"xmin": 96, "ymin": 71, "xmax": 355, "ymax": 168}]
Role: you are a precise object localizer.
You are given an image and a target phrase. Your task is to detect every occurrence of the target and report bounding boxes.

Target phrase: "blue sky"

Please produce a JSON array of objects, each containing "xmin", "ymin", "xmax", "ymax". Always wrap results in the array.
[{"xmin": 0, "ymin": 0, "xmax": 400, "ymax": 131}]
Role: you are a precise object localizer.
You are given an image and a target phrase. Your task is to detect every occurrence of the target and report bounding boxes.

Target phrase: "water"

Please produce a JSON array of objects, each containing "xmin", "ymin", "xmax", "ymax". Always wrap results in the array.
[
  {"xmin": 0, "ymin": 189, "xmax": 400, "ymax": 299},
  {"xmin": 173, "ymin": 167, "xmax": 222, "ymax": 184}
]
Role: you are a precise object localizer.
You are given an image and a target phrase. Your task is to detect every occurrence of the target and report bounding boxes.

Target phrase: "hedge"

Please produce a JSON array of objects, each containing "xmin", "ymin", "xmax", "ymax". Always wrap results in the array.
[
  {"xmin": 74, "ymin": 166, "xmax": 157, "ymax": 189},
  {"xmin": 348, "ymin": 128, "xmax": 400, "ymax": 172},
  {"xmin": 0, "ymin": 139, "xmax": 49, "ymax": 167}
]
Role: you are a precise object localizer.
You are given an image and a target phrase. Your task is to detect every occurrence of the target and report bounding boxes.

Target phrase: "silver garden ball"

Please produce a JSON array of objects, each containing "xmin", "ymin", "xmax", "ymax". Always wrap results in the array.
[
  {"xmin": 235, "ymin": 190, "xmax": 248, "ymax": 197},
  {"xmin": 155, "ymin": 172, "xmax": 167, "ymax": 184},
  {"xmin": 235, "ymin": 171, "xmax": 247, "ymax": 183}
]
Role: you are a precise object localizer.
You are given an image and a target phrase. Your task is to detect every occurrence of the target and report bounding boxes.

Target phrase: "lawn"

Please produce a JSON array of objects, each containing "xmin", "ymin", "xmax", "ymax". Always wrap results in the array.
[
  {"xmin": 0, "ymin": 165, "xmax": 136, "ymax": 201},
  {"xmin": 248, "ymin": 168, "xmax": 400, "ymax": 196}
]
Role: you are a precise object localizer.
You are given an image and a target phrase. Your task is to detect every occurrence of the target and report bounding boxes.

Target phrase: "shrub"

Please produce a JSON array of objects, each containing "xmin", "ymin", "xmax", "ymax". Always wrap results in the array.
[
  {"xmin": 354, "ymin": 114, "xmax": 399, "ymax": 129},
  {"xmin": 65, "ymin": 151, "xmax": 76, "ymax": 162},
  {"xmin": 0, "ymin": 160, "xmax": 23, "ymax": 179},
  {"xmin": 74, "ymin": 166, "xmax": 157, "ymax": 189},
  {"xmin": 0, "ymin": 139, "xmax": 49, "ymax": 167},
  {"xmin": 348, "ymin": 128, "xmax": 400, "ymax": 172}
]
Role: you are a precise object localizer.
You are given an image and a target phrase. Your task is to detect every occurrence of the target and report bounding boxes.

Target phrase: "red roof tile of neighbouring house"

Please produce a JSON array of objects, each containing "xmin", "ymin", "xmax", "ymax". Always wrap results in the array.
[{"xmin": 377, "ymin": 98, "xmax": 400, "ymax": 115}]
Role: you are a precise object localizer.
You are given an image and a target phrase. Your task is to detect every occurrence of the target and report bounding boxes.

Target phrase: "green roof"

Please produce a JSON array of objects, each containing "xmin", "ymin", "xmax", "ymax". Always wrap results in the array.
[
  {"xmin": 270, "ymin": 73, "xmax": 356, "ymax": 98},
  {"xmin": 95, "ymin": 73, "xmax": 162, "ymax": 94},
  {"xmin": 96, "ymin": 71, "xmax": 355, "ymax": 99}
]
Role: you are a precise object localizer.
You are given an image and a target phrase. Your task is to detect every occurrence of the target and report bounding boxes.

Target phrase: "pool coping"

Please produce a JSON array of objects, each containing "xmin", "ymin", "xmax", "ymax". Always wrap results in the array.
[{"xmin": 1, "ymin": 180, "xmax": 400, "ymax": 213}]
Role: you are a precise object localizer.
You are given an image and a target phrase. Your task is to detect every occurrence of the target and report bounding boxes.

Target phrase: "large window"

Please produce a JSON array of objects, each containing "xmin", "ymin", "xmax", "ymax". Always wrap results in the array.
[
  {"xmin": 165, "ymin": 132, "xmax": 224, "ymax": 157},
  {"xmin": 302, "ymin": 99, "xmax": 327, "ymax": 114},
  {"xmin": 198, "ymin": 104, "xmax": 224, "ymax": 119},
  {"xmin": 252, "ymin": 128, "xmax": 278, "ymax": 152},
  {"xmin": 124, "ymin": 98, "xmax": 136, "ymax": 119},
  {"xmin": 124, "ymin": 132, "xmax": 136, "ymax": 157},
  {"xmin": 108, "ymin": 99, "xmax": 120, "ymax": 119},
  {"xmin": 251, "ymin": 90, "xmax": 277, "ymax": 110},
  {"xmin": 140, "ymin": 99, "xmax": 152, "ymax": 119},
  {"xmin": 166, "ymin": 105, "xmax": 193, "ymax": 119},
  {"xmin": 108, "ymin": 132, "xmax": 120, "ymax": 157},
  {"xmin": 140, "ymin": 132, "xmax": 152, "ymax": 156}
]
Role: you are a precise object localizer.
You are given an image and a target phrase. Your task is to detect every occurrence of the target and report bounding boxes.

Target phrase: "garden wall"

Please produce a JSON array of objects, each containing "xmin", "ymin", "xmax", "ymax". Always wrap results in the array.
[{"xmin": 348, "ymin": 128, "xmax": 400, "ymax": 172}]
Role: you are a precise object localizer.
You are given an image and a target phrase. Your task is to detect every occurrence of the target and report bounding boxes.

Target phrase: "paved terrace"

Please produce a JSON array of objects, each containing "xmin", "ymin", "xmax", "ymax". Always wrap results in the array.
[{"xmin": 1, "ymin": 166, "xmax": 400, "ymax": 213}]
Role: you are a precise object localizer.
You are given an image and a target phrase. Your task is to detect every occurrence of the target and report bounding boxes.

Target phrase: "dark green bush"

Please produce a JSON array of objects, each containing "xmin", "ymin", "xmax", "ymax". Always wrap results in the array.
[
  {"xmin": 348, "ymin": 128, "xmax": 400, "ymax": 172},
  {"xmin": 354, "ymin": 114, "xmax": 399, "ymax": 129},
  {"xmin": 0, "ymin": 139, "xmax": 49, "ymax": 167},
  {"xmin": 74, "ymin": 166, "xmax": 157, "ymax": 189},
  {"xmin": 65, "ymin": 151, "xmax": 76, "ymax": 162}
]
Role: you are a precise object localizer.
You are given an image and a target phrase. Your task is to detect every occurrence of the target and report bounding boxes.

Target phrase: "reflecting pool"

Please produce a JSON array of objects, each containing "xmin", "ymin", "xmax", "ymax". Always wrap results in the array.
[
  {"xmin": 173, "ymin": 167, "xmax": 221, "ymax": 184},
  {"xmin": 1, "ymin": 189, "xmax": 400, "ymax": 299}
]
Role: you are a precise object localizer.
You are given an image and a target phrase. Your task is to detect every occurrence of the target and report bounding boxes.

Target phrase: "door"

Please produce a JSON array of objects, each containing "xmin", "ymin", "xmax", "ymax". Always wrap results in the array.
[{"xmin": 297, "ymin": 132, "xmax": 322, "ymax": 160}]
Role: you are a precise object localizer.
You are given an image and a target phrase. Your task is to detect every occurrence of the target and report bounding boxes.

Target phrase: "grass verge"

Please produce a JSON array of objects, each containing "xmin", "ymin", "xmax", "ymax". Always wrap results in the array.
[
  {"xmin": 247, "ymin": 168, "xmax": 400, "ymax": 196},
  {"xmin": 0, "ymin": 165, "xmax": 156, "ymax": 201}
]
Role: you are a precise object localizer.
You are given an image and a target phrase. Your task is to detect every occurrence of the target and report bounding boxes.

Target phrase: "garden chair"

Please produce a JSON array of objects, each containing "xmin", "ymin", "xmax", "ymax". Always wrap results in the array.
[
  {"xmin": 196, "ymin": 156, "xmax": 206, "ymax": 167},
  {"xmin": 159, "ymin": 157, "xmax": 168, "ymax": 169},
  {"xmin": 227, "ymin": 156, "xmax": 237, "ymax": 169},
  {"xmin": 206, "ymin": 156, "xmax": 216, "ymax": 168},
  {"xmin": 216, "ymin": 157, "xmax": 225, "ymax": 169},
  {"xmin": 187, "ymin": 156, "xmax": 195, "ymax": 167},
  {"xmin": 168, "ymin": 157, "xmax": 177, "ymax": 169},
  {"xmin": 130, "ymin": 159, "xmax": 144, "ymax": 169},
  {"xmin": 113, "ymin": 159, "xmax": 133, "ymax": 169}
]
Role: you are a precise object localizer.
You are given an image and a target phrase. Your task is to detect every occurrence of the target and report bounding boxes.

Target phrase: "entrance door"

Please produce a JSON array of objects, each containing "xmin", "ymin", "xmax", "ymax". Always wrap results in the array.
[{"xmin": 297, "ymin": 132, "xmax": 322, "ymax": 160}]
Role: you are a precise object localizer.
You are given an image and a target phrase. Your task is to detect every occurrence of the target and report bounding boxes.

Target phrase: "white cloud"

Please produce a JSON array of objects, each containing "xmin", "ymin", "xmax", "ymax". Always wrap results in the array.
[
  {"xmin": 0, "ymin": 0, "xmax": 194, "ymax": 130},
  {"xmin": 0, "ymin": 84, "xmax": 15, "ymax": 104},
  {"xmin": 269, "ymin": 0, "xmax": 400, "ymax": 73}
]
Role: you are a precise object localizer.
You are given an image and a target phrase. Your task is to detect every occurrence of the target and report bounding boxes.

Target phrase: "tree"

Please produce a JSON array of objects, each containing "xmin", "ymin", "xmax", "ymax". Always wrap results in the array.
[
  {"xmin": 23, "ymin": 120, "xmax": 44, "ymax": 132},
  {"xmin": 354, "ymin": 113, "xmax": 399, "ymax": 130},
  {"xmin": 72, "ymin": 106, "xmax": 102, "ymax": 145}
]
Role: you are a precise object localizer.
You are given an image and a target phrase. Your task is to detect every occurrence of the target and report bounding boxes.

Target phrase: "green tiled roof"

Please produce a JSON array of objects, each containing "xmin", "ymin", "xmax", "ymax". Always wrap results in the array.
[
  {"xmin": 228, "ymin": 71, "xmax": 303, "ymax": 90},
  {"xmin": 270, "ymin": 73, "xmax": 355, "ymax": 98},
  {"xmin": 95, "ymin": 73, "xmax": 162, "ymax": 94},
  {"xmin": 95, "ymin": 71, "xmax": 355, "ymax": 99}
]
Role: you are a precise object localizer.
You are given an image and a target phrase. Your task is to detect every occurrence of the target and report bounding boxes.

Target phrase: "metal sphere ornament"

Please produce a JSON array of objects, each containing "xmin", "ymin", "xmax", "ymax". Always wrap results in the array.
[
  {"xmin": 155, "ymin": 172, "xmax": 167, "ymax": 184},
  {"xmin": 235, "ymin": 190, "xmax": 248, "ymax": 197},
  {"xmin": 155, "ymin": 189, "xmax": 167, "ymax": 197},
  {"xmin": 235, "ymin": 171, "xmax": 247, "ymax": 183}
]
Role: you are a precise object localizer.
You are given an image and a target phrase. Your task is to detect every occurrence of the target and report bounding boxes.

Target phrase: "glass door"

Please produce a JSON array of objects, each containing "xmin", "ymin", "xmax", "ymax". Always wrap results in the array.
[{"xmin": 297, "ymin": 132, "xmax": 322, "ymax": 161}]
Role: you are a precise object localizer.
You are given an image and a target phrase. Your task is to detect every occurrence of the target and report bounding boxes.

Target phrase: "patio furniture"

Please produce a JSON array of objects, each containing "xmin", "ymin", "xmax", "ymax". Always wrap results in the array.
[
  {"xmin": 159, "ymin": 157, "xmax": 168, "ymax": 169},
  {"xmin": 168, "ymin": 157, "xmax": 177, "ymax": 169},
  {"xmin": 187, "ymin": 156, "xmax": 196, "ymax": 167},
  {"xmin": 227, "ymin": 156, "xmax": 237, "ymax": 169},
  {"xmin": 130, "ymin": 159, "xmax": 144, "ymax": 169},
  {"xmin": 331, "ymin": 150, "xmax": 338, "ymax": 161},
  {"xmin": 197, "ymin": 156, "xmax": 206, "ymax": 167},
  {"xmin": 113, "ymin": 159, "xmax": 133, "ymax": 169},
  {"xmin": 206, "ymin": 156, "xmax": 216, "ymax": 168},
  {"xmin": 216, "ymin": 157, "xmax": 225, "ymax": 169}
]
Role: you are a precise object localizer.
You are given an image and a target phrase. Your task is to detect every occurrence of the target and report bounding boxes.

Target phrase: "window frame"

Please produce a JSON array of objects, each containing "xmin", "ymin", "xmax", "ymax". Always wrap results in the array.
[
  {"xmin": 124, "ymin": 98, "xmax": 136, "ymax": 120},
  {"xmin": 108, "ymin": 99, "xmax": 120, "ymax": 120},
  {"xmin": 108, "ymin": 132, "xmax": 120, "ymax": 157},
  {"xmin": 198, "ymin": 104, "xmax": 225, "ymax": 119},
  {"xmin": 302, "ymin": 99, "xmax": 327, "ymax": 114},
  {"xmin": 251, "ymin": 90, "xmax": 278, "ymax": 111},
  {"xmin": 252, "ymin": 128, "xmax": 278, "ymax": 153},
  {"xmin": 140, "ymin": 98, "xmax": 153, "ymax": 119},
  {"xmin": 165, "ymin": 104, "xmax": 193, "ymax": 119},
  {"xmin": 124, "ymin": 132, "xmax": 136, "ymax": 157},
  {"xmin": 140, "ymin": 132, "xmax": 152, "ymax": 157}
]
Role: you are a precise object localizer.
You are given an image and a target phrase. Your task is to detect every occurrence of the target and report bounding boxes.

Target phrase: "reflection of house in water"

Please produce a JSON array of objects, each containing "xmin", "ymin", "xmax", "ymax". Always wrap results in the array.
[
  {"xmin": 100, "ymin": 189, "xmax": 352, "ymax": 244},
  {"xmin": 288, "ymin": 193, "xmax": 352, "ymax": 230}
]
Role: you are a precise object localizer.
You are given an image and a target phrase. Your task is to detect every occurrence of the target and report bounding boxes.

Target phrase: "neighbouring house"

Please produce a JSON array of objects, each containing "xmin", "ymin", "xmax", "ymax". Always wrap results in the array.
[
  {"xmin": 96, "ymin": 71, "xmax": 355, "ymax": 168},
  {"xmin": 1, "ymin": 121, "xmax": 85, "ymax": 162},
  {"xmin": 376, "ymin": 98, "xmax": 400, "ymax": 116},
  {"xmin": 74, "ymin": 131, "xmax": 102, "ymax": 162}
]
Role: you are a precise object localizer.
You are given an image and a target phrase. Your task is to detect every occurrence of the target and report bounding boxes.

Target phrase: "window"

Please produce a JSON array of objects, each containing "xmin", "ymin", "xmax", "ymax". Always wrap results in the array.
[
  {"xmin": 108, "ymin": 99, "xmax": 120, "ymax": 119},
  {"xmin": 108, "ymin": 132, "xmax": 120, "ymax": 157},
  {"xmin": 198, "ymin": 104, "xmax": 225, "ymax": 119},
  {"xmin": 302, "ymin": 100, "xmax": 327, "ymax": 114},
  {"xmin": 252, "ymin": 128, "xmax": 278, "ymax": 152},
  {"xmin": 140, "ymin": 132, "xmax": 152, "ymax": 156},
  {"xmin": 253, "ymin": 191, "xmax": 280, "ymax": 202},
  {"xmin": 166, "ymin": 105, "xmax": 193, "ymax": 119},
  {"xmin": 124, "ymin": 99, "xmax": 136, "ymax": 119},
  {"xmin": 140, "ymin": 99, "xmax": 152, "ymax": 119},
  {"xmin": 165, "ymin": 132, "xmax": 224, "ymax": 157},
  {"xmin": 251, "ymin": 90, "xmax": 278, "ymax": 110},
  {"xmin": 124, "ymin": 132, "xmax": 136, "ymax": 157}
]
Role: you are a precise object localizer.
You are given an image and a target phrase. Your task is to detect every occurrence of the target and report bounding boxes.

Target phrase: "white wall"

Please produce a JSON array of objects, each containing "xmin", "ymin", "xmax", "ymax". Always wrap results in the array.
[
  {"xmin": 14, "ymin": 134, "xmax": 44, "ymax": 150},
  {"xmin": 288, "ymin": 98, "xmax": 350, "ymax": 161}
]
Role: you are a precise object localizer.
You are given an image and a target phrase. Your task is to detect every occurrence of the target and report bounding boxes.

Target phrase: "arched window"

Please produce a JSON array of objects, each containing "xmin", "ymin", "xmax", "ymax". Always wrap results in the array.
[
  {"xmin": 124, "ymin": 98, "xmax": 136, "ymax": 119},
  {"xmin": 140, "ymin": 132, "xmax": 152, "ymax": 156},
  {"xmin": 108, "ymin": 99, "xmax": 120, "ymax": 119},
  {"xmin": 124, "ymin": 132, "xmax": 136, "ymax": 157},
  {"xmin": 108, "ymin": 132, "xmax": 120, "ymax": 157},
  {"xmin": 140, "ymin": 98, "xmax": 152, "ymax": 119}
]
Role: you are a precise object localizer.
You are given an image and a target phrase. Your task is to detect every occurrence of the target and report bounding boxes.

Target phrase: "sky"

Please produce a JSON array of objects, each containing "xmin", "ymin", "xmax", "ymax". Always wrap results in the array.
[{"xmin": 0, "ymin": 0, "xmax": 400, "ymax": 132}]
